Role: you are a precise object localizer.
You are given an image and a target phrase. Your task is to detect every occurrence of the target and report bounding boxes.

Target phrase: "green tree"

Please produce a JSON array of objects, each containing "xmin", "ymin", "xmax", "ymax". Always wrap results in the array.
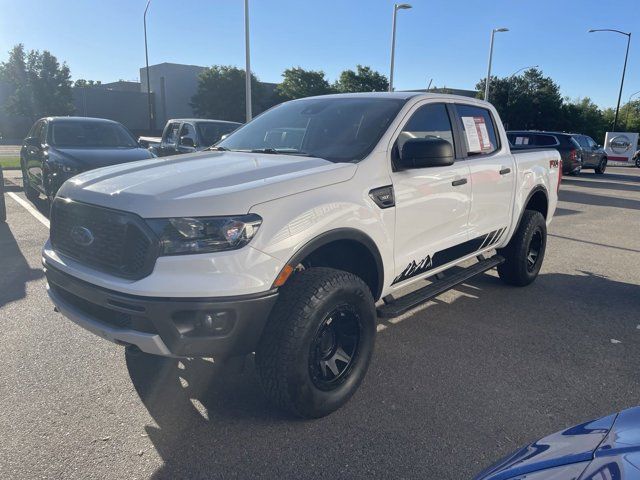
[
  {"xmin": 561, "ymin": 97, "xmax": 608, "ymax": 141},
  {"xmin": 73, "ymin": 79, "xmax": 102, "ymax": 87},
  {"xmin": 618, "ymin": 100, "xmax": 640, "ymax": 133},
  {"xmin": 0, "ymin": 44, "xmax": 74, "ymax": 121},
  {"xmin": 476, "ymin": 68, "xmax": 563, "ymax": 131},
  {"xmin": 276, "ymin": 67, "xmax": 334, "ymax": 101},
  {"xmin": 334, "ymin": 65, "xmax": 388, "ymax": 93},
  {"xmin": 190, "ymin": 65, "xmax": 268, "ymax": 122}
]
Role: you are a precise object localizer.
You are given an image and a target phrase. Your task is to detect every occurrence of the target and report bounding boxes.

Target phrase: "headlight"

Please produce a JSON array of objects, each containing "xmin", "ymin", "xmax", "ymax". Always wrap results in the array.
[
  {"xmin": 146, "ymin": 214, "xmax": 262, "ymax": 255},
  {"xmin": 61, "ymin": 164, "xmax": 81, "ymax": 173}
]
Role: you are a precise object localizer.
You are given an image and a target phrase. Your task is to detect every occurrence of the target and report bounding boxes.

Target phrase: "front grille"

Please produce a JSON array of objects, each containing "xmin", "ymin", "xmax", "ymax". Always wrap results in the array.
[
  {"xmin": 50, "ymin": 199, "xmax": 158, "ymax": 279},
  {"xmin": 52, "ymin": 284, "xmax": 157, "ymax": 334}
]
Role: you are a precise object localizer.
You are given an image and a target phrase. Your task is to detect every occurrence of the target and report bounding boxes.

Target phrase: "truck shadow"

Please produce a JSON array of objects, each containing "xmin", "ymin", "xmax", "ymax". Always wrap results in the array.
[
  {"xmin": 0, "ymin": 223, "xmax": 44, "ymax": 307},
  {"xmin": 558, "ymin": 188, "xmax": 640, "ymax": 210},
  {"xmin": 562, "ymin": 177, "xmax": 640, "ymax": 193},
  {"xmin": 126, "ymin": 270, "xmax": 640, "ymax": 480}
]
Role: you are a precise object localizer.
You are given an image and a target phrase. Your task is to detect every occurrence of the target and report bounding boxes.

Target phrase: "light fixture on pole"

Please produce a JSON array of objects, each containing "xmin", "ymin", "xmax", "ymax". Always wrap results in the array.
[
  {"xmin": 143, "ymin": 0, "xmax": 153, "ymax": 132},
  {"xmin": 484, "ymin": 27, "xmax": 509, "ymax": 102},
  {"xmin": 389, "ymin": 3, "xmax": 412, "ymax": 92},
  {"xmin": 244, "ymin": 0, "xmax": 252, "ymax": 122},
  {"xmin": 625, "ymin": 89, "xmax": 640, "ymax": 130},
  {"xmin": 588, "ymin": 28, "xmax": 631, "ymax": 132}
]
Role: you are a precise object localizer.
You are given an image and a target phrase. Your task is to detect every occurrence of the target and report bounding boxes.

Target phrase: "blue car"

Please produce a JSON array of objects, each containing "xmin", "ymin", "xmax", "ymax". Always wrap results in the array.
[{"xmin": 475, "ymin": 407, "xmax": 640, "ymax": 480}]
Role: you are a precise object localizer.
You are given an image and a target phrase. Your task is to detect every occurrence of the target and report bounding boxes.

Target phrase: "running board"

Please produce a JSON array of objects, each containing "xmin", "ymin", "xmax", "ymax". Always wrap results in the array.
[{"xmin": 377, "ymin": 255, "xmax": 504, "ymax": 318}]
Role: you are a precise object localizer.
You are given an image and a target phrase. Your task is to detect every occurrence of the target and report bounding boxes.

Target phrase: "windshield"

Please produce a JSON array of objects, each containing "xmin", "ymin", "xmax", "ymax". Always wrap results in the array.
[
  {"xmin": 50, "ymin": 121, "xmax": 138, "ymax": 148},
  {"xmin": 196, "ymin": 122, "xmax": 240, "ymax": 147},
  {"xmin": 217, "ymin": 97, "xmax": 406, "ymax": 162}
]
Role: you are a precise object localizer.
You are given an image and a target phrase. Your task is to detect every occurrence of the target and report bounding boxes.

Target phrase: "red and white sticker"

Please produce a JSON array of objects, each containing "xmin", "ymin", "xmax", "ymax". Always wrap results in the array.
[{"xmin": 461, "ymin": 116, "xmax": 492, "ymax": 153}]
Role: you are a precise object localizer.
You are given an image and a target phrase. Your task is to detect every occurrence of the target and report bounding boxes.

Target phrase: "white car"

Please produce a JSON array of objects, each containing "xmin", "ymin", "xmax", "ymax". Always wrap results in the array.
[{"xmin": 43, "ymin": 92, "xmax": 560, "ymax": 418}]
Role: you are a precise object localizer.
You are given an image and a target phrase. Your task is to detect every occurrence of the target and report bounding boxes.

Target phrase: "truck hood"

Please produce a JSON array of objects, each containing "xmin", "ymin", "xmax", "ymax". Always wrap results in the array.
[
  {"xmin": 57, "ymin": 151, "xmax": 357, "ymax": 218},
  {"xmin": 475, "ymin": 407, "xmax": 640, "ymax": 480}
]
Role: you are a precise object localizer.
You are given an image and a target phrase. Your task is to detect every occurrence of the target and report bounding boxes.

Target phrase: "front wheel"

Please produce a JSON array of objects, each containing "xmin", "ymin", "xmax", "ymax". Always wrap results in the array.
[
  {"xmin": 497, "ymin": 210, "xmax": 547, "ymax": 287},
  {"xmin": 21, "ymin": 161, "xmax": 39, "ymax": 201},
  {"xmin": 256, "ymin": 267, "xmax": 376, "ymax": 418},
  {"xmin": 595, "ymin": 157, "xmax": 607, "ymax": 174},
  {"xmin": 635, "ymin": 156, "xmax": 640, "ymax": 168}
]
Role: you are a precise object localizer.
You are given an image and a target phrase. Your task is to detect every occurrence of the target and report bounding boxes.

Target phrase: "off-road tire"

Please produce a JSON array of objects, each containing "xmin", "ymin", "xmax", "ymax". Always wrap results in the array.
[
  {"xmin": 594, "ymin": 157, "xmax": 607, "ymax": 175},
  {"xmin": 497, "ymin": 210, "xmax": 547, "ymax": 287},
  {"xmin": 256, "ymin": 267, "xmax": 376, "ymax": 419}
]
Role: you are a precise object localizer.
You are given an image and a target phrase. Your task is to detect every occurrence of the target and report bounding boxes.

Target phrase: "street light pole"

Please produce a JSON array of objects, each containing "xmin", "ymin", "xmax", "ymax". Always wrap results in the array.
[
  {"xmin": 389, "ymin": 3, "xmax": 412, "ymax": 92},
  {"xmin": 588, "ymin": 29, "xmax": 631, "ymax": 131},
  {"xmin": 625, "ymin": 89, "xmax": 640, "ymax": 130},
  {"xmin": 484, "ymin": 27, "xmax": 509, "ymax": 102},
  {"xmin": 244, "ymin": 0, "xmax": 252, "ymax": 122},
  {"xmin": 143, "ymin": 0, "xmax": 153, "ymax": 132}
]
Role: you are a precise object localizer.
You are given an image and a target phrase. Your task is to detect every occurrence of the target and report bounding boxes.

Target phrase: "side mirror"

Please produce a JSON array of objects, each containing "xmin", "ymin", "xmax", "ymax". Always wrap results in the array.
[
  {"xmin": 180, "ymin": 136, "xmax": 195, "ymax": 148},
  {"xmin": 24, "ymin": 136, "xmax": 41, "ymax": 148},
  {"xmin": 398, "ymin": 137, "xmax": 454, "ymax": 169}
]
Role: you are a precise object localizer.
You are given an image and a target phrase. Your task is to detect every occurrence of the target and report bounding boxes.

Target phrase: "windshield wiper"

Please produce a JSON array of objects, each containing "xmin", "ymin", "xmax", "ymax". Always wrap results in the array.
[
  {"xmin": 206, "ymin": 145, "xmax": 229, "ymax": 151},
  {"xmin": 249, "ymin": 148, "xmax": 312, "ymax": 156}
]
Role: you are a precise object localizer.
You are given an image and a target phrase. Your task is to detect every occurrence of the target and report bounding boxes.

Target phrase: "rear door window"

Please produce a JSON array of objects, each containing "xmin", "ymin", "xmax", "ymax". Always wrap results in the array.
[
  {"xmin": 455, "ymin": 104, "xmax": 499, "ymax": 156},
  {"xmin": 574, "ymin": 135, "xmax": 588, "ymax": 149}
]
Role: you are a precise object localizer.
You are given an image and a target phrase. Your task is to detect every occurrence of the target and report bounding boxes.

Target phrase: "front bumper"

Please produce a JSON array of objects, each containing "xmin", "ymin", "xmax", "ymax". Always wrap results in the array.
[{"xmin": 45, "ymin": 264, "xmax": 278, "ymax": 358}]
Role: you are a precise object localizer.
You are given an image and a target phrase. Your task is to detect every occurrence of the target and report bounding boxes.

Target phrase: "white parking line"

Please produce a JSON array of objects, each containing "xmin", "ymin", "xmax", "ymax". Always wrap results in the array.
[{"xmin": 7, "ymin": 192, "xmax": 50, "ymax": 229}]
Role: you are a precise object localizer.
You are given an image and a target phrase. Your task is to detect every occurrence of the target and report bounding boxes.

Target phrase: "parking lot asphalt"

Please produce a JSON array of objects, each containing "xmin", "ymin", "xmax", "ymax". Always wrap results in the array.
[{"xmin": 1, "ymin": 167, "xmax": 639, "ymax": 480}]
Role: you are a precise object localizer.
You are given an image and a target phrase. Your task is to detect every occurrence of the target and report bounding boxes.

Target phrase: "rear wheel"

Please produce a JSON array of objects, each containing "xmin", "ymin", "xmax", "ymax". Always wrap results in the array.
[
  {"xmin": 497, "ymin": 210, "xmax": 547, "ymax": 287},
  {"xmin": 256, "ymin": 267, "xmax": 376, "ymax": 418},
  {"xmin": 594, "ymin": 157, "xmax": 607, "ymax": 174}
]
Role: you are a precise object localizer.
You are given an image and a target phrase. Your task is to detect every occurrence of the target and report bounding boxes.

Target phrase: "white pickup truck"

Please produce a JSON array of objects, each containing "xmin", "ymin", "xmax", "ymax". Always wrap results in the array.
[{"xmin": 43, "ymin": 92, "xmax": 560, "ymax": 418}]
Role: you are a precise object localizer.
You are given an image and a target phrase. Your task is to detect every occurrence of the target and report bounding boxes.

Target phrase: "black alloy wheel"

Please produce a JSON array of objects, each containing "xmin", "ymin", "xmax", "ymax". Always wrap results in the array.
[{"xmin": 309, "ymin": 305, "xmax": 360, "ymax": 391}]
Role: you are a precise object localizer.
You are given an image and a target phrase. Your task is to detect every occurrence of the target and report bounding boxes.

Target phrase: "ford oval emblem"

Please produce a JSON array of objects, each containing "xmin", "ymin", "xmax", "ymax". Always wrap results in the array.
[{"xmin": 70, "ymin": 226, "xmax": 94, "ymax": 247}]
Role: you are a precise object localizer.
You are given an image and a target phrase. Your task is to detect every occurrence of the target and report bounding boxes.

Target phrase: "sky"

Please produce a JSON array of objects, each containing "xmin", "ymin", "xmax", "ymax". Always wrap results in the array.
[{"xmin": 0, "ymin": 0, "xmax": 637, "ymax": 109}]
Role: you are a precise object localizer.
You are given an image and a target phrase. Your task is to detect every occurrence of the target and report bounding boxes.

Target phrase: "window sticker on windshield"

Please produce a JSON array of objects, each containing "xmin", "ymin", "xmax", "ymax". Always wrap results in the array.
[{"xmin": 461, "ymin": 116, "xmax": 491, "ymax": 153}]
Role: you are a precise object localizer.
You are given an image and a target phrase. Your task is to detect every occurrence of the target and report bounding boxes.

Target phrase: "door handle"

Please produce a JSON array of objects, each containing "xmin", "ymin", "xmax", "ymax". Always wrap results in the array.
[
  {"xmin": 499, "ymin": 167, "xmax": 511, "ymax": 175},
  {"xmin": 451, "ymin": 178, "xmax": 468, "ymax": 186}
]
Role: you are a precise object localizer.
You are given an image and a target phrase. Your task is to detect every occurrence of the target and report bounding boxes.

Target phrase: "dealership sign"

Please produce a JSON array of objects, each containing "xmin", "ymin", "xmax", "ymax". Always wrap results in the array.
[{"xmin": 603, "ymin": 131, "xmax": 639, "ymax": 165}]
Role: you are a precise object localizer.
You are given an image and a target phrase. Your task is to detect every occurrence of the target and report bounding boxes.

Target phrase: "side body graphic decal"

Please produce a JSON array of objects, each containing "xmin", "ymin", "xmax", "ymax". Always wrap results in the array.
[{"xmin": 392, "ymin": 228, "xmax": 506, "ymax": 285}]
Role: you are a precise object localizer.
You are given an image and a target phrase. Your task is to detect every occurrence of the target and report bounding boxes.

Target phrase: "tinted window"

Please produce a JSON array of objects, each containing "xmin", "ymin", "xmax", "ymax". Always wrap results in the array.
[
  {"xmin": 574, "ymin": 135, "xmax": 589, "ymax": 148},
  {"xmin": 218, "ymin": 97, "xmax": 406, "ymax": 162},
  {"xmin": 163, "ymin": 122, "xmax": 181, "ymax": 145},
  {"xmin": 456, "ymin": 104, "xmax": 499, "ymax": 156},
  {"xmin": 50, "ymin": 121, "xmax": 137, "ymax": 148},
  {"xmin": 397, "ymin": 103, "xmax": 454, "ymax": 155},
  {"xmin": 585, "ymin": 136, "xmax": 597, "ymax": 148},
  {"xmin": 197, "ymin": 122, "xmax": 240, "ymax": 147},
  {"xmin": 534, "ymin": 134, "xmax": 558, "ymax": 146},
  {"xmin": 30, "ymin": 121, "xmax": 45, "ymax": 143},
  {"xmin": 179, "ymin": 123, "xmax": 197, "ymax": 143},
  {"xmin": 508, "ymin": 133, "xmax": 534, "ymax": 146}
]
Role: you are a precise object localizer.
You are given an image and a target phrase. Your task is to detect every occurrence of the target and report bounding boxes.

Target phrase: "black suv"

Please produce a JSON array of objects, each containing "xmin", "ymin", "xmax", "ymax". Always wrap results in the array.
[
  {"xmin": 21, "ymin": 117, "xmax": 154, "ymax": 203},
  {"xmin": 507, "ymin": 131, "xmax": 584, "ymax": 175},
  {"xmin": 571, "ymin": 134, "xmax": 608, "ymax": 174}
]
